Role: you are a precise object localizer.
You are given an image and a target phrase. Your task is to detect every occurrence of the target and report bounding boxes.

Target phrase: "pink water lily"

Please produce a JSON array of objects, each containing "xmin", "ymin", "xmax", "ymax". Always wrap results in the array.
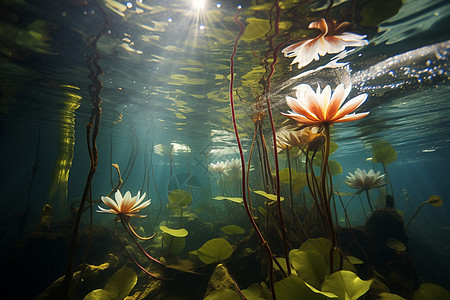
[
  {"xmin": 282, "ymin": 83, "xmax": 369, "ymax": 127},
  {"xmin": 282, "ymin": 18, "xmax": 368, "ymax": 69}
]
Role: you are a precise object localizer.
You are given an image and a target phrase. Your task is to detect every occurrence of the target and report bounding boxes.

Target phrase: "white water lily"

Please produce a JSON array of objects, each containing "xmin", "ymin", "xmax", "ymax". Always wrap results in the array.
[
  {"xmin": 282, "ymin": 18, "xmax": 368, "ymax": 69},
  {"xmin": 208, "ymin": 161, "xmax": 227, "ymax": 173},
  {"xmin": 97, "ymin": 190, "xmax": 151, "ymax": 218},
  {"xmin": 345, "ymin": 168, "xmax": 386, "ymax": 193}
]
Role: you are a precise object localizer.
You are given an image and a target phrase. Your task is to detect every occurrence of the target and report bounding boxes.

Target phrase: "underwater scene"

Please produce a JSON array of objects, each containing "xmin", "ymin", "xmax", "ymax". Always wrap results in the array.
[{"xmin": 0, "ymin": 0, "xmax": 449, "ymax": 299}]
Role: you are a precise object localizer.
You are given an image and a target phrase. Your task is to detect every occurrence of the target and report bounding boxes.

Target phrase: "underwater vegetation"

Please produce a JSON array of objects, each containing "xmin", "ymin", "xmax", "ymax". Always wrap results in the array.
[{"xmin": 1, "ymin": 0, "xmax": 449, "ymax": 300}]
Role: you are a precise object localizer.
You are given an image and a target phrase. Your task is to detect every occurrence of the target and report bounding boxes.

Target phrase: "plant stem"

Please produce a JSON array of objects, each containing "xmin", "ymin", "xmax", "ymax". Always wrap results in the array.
[{"xmin": 230, "ymin": 10, "xmax": 276, "ymax": 299}]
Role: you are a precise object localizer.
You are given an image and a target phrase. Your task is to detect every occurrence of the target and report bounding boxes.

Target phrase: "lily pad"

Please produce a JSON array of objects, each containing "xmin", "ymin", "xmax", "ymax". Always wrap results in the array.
[
  {"xmin": 253, "ymin": 190, "xmax": 284, "ymax": 202},
  {"xmin": 372, "ymin": 141, "xmax": 397, "ymax": 165},
  {"xmin": 168, "ymin": 190, "xmax": 192, "ymax": 207},
  {"xmin": 83, "ymin": 266, "xmax": 137, "ymax": 300},
  {"xmin": 321, "ymin": 270, "xmax": 373, "ymax": 300},
  {"xmin": 328, "ymin": 160, "xmax": 343, "ymax": 176},
  {"xmin": 159, "ymin": 225, "xmax": 188, "ymax": 237},
  {"xmin": 290, "ymin": 249, "xmax": 327, "ymax": 289},
  {"xmin": 197, "ymin": 238, "xmax": 233, "ymax": 264},
  {"xmin": 414, "ymin": 283, "xmax": 450, "ymax": 300},
  {"xmin": 275, "ymin": 276, "xmax": 337, "ymax": 300},
  {"xmin": 162, "ymin": 233, "xmax": 185, "ymax": 254},
  {"xmin": 221, "ymin": 225, "xmax": 245, "ymax": 235},
  {"xmin": 214, "ymin": 196, "xmax": 243, "ymax": 203},
  {"xmin": 386, "ymin": 238, "xmax": 406, "ymax": 252},
  {"xmin": 204, "ymin": 288, "xmax": 241, "ymax": 300}
]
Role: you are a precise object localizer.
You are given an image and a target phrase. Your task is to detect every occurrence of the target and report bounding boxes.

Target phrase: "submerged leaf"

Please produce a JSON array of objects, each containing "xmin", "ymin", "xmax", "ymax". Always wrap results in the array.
[
  {"xmin": 168, "ymin": 190, "xmax": 192, "ymax": 207},
  {"xmin": 321, "ymin": 270, "xmax": 373, "ymax": 300},
  {"xmin": 159, "ymin": 225, "xmax": 188, "ymax": 237},
  {"xmin": 414, "ymin": 283, "xmax": 450, "ymax": 300},
  {"xmin": 204, "ymin": 288, "xmax": 241, "ymax": 300},
  {"xmin": 214, "ymin": 196, "xmax": 243, "ymax": 203},
  {"xmin": 253, "ymin": 190, "xmax": 284, "ymax": 202},
  {"xmin": 83, "ymin": 266, "xmax": 137, "ymax": 300},
  {"xmin": 275, "ymin": 276, "xmax": 336, "ymax": 300},
  {"xmin": 198, "ymin": 238, "xmax": 233, "ymax": 264},
  {"xmin": 221, "ymin": 225, "xmax": 245, "ymax": 235},
  {"xmin": 372, "ymin": 141, "xmax": 397, "ymax": 165},
  {"xmin": 289, "ymin": 250, "xmax": 327, "ymax": 289},
  {"xmin": 386, "ymin": 238, "xmax": 406, "ymax": 252}
]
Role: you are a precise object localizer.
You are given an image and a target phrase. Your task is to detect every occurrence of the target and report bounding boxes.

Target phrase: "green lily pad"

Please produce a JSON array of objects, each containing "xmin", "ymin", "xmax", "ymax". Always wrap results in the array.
[
  {"xmin": 321, "ymin": 270, "xmax": 373, "ymax": 300},
  {"xmin": 159, "ymin": 225, "xmax": 188, "ymax": 237},
  {"xmin": 372, "ymin": 141, "xmax": 397, "ymax": 165},
  {"xmin": 221, "ymin": 225, "xmax": 245, "ymax": 235},
  {"xmin": 241, "ymin": 18, "xmax": 271, "ymax": 41},
  {"xmin": 386, "ymin": 238, "xmax": 406, "ymax": 252},
  {"xmin": 378, "ymin": 292, "xmax": 407, "ymax": 299},
  {"xmin": 83, "ymin": 266, "xmax": 137, "ymax": 300},
  {"xmin": 299, "ymin": 238, "xmax": 340, "ymax": 272},
  {"xmin": 204, "ymin": 288, "xmax": 241, "ymax": 300},
  {"xmin": 275, "ymin": 276, "xmax": 337, "ymax": 300},
  {"xmin": 214, "ymin": 196, "xmax": 243, "ymax": 203},
  {"xmin": 162, "ymin": 233, "xmax": 185, "ymax": 254},
  {"xmin": 290, "ymin": 250, "xmax": 327, "ymax": 289},
  {"xmin": 328, "ymin": 160, "xmax": 343, "ymax": 176},
  {"xmin": 347, "ymin": 256, "xmax": 364, "ymax": 265},
  {"xmin": 253, "ymin": 190, "xmax": 284, "ymax": 202},
  {"xmin": 414, "ymin": 283, "xmax": 450, "ymax": 300},
  {"xmin": 168, "ymin": 190, "xmax": 192, "ymax": 207},
  {"xmin": 198, "ymin": 238, "xmax": 233, "ymax": 264}
]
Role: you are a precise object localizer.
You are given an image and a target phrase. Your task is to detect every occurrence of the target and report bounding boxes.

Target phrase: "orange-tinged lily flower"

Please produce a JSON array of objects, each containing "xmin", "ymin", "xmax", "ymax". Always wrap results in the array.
[
  {"xmin": 97, "ymin": 190, "xmax": 151, "ymax": 218},
  {"xmin": 282, "ymin": 18, "xmax": 368, "ymax": 69},
  {"xmin": 282, "ymin": 83, "xmax": 369, "ymax": 127}
]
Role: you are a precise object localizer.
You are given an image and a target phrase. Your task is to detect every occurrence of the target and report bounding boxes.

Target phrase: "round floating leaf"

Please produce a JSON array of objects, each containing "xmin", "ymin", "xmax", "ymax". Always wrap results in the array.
[
  {"xmin": 214, "ymin": 196, "xmax": 243, "ymax": 203},
  {"xmin": 84, "ymin": 266, "xmax": 138, "ymax": 300},
  {"xmin": 275, "ymin": 276, "xmax": 336, "ymax": 300},
  {"xmin": 159, "ymin": 225, "xmax": 188, "ymax": 237},
  {"xmin": 204, "ymin": 288, "xmax": 241, "ymax": 300},
  {"xmin": 328, "ymin": 160, "xmax": 343, "ymax": 176},
  {"xmin": 347, "ymin": 256, "xmax": 364, "ymax": 265},
  {"xmin": 162, "ymin": 233, "xmax": 185, "ymax": 254},
  {"xmin": 104, "ymin": 266, "xmax": 137, "ymax": 299},
  {"xmin": 372, "ymin": 141, "xmax": 397, "ymax": 165},
  {"xmin": 428, "ymin": 195, "xmax": 443, "ymax": 207},
  {"xmin": 221, "ymin": 225, "xmax": 245, "ymax": 235},
  {"xmin": 242, "ymin": 283, "xmax": 267, "ymax": 300},
  {"xmin": 414, "ymin": 283, "xmax": 450, "ymax": 300},
  {"xmin": 253, "ymin": 190, "xmax": 284, "ymax": 202},
  {"xmin": 241, "ymin": 18, "xmax": 271, "ymax": 41},
  {"xmin": 279, "ymin": 168, "xmax": 299, "ymax": 184},
  {"xmin": 198, "ymin": 238, "xmax": 233, "ymax": 264},
  {"xmin": 83, "ymin": 289, "xmax": 117, "ymax": 300},
  {"xmin": 378, "ymin": 292, "xmax": 407, "ymax": 300},
  {"xmin": 321, "ymin": 270, "xmax": 373, "ymax": 300},
  {"xmin": 386, "ymin": 238, "xmax": 406, "ymax": 252},
  {"xmin": 290, "ymin": 249, "xmax": 327, "ymax": 289},
  {"xmin": 168, "ymin": 190, "xmax": 192, "ymax": 207},
  {"xmin": 299, "ymin": 238, "xmax": 340, "ymax": 271}
]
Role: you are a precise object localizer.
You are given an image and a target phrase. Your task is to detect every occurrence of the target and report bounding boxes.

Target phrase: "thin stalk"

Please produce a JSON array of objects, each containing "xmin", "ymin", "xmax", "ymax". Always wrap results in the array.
[
  {"xmin": 264, "ymin": 0, "xmax": 291, "ymax": 275},
  {"xmin": 365, "ymin": 189, "xmax": 374, "ymax": 213},
  {"xmin": 230, "ymin": 10, "xmax": 276, "ymax": 299},
  {"xmin": 321, "ymin": 124, "xmax": 336, "ymax": 274}
]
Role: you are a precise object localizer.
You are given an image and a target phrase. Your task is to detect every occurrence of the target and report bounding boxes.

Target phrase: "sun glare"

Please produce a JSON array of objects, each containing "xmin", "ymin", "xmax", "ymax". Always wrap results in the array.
[{"xmin": 192, "ymin": 0, "xmax": 206, "ymax": 10}]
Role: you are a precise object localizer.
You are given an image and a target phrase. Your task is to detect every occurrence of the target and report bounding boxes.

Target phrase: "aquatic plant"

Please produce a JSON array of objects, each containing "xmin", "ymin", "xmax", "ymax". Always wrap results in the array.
[
  {"xmin": 196, "ymin": 238, "xmax": 233, "ymax": 265},
  {"xmin": 83, "ymin": 266, "xmax": 137, "ymax": 300},
  {"xmin": 97, "ymin": 189, "xmax": 166, "ymax": 278},
  {"xmin": 282, "ymin": 83, "xmax": 369, "ymax": 272},
  {"xmin": 344, "ymin": 168, "xmax": 386, "ymax": 213},
  {"xmin": 405, "ymin": 195, "xmax": 443, "ymax": 230},
  {"xmin": 274, "ymin": 238, "xmax": 372, "ymax": 300},
  {"xmin": 282, "ymin": 18, "xmax": 368, "ymax": 69},
  {"xmin": 371, "ymin": 141, "xmax": 397, "ymax": 198}
]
